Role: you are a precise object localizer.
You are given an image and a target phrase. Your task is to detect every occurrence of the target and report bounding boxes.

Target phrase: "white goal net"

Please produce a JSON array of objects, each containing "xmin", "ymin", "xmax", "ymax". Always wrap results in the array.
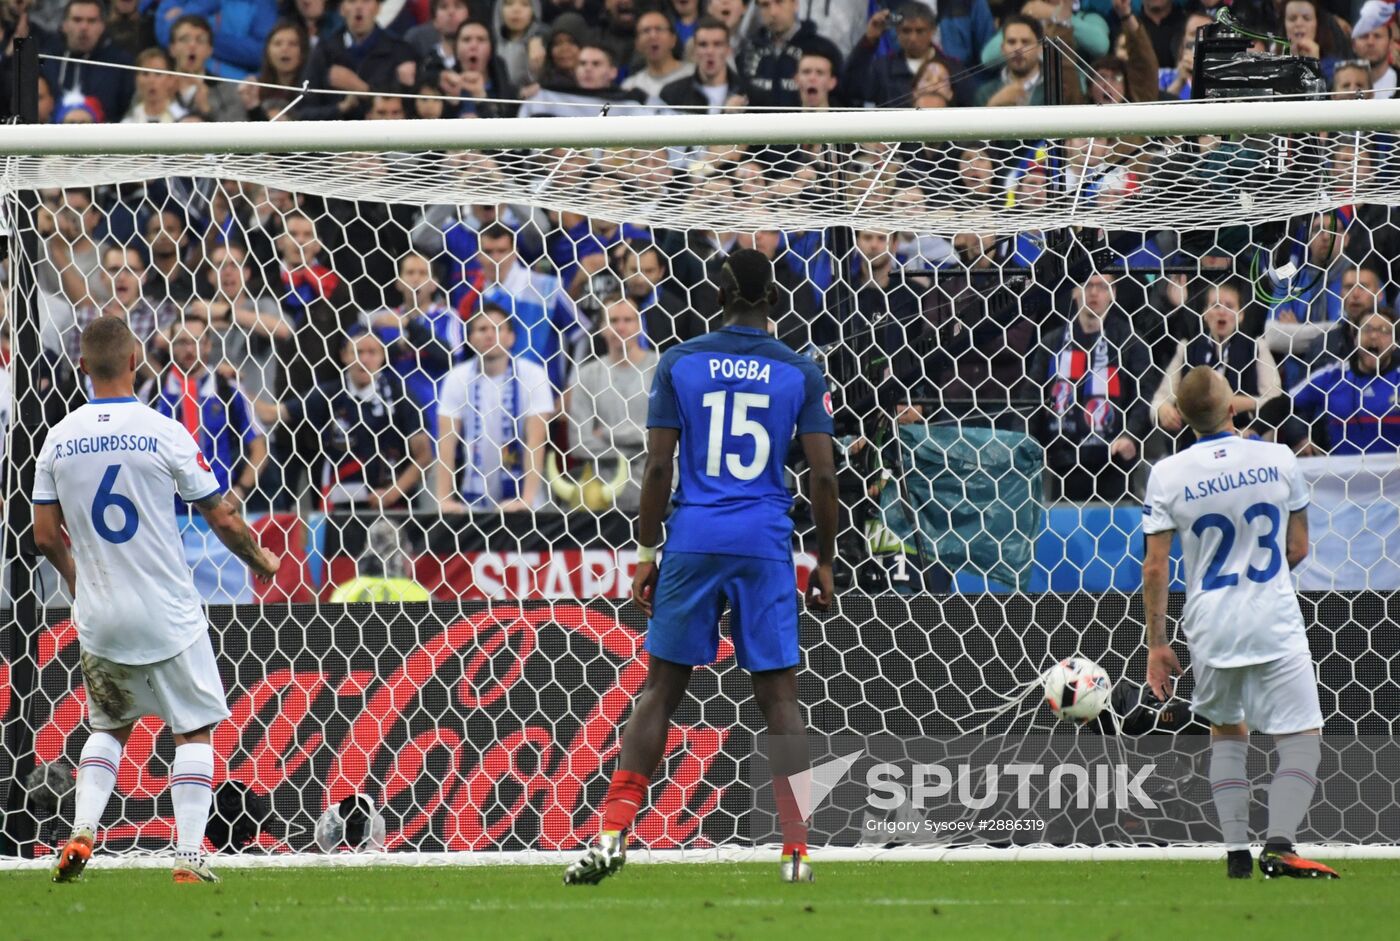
[{"xmin": 3, "ymin": 104, "xmax": 1400, "ymax": 862}]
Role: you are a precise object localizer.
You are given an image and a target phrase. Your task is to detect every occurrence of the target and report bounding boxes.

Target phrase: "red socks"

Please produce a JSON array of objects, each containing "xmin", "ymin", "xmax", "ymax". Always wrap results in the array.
[
  {"xmin": 600, "ymin": 767, "xmax": 807, "ymax": 857},
  {"xmin": 773, "ymin": 775, "xmax": 810, "ymax": 859},
  {"xmin": 601, "ymin": 769, "xmax": 650, "ymax": 834}
]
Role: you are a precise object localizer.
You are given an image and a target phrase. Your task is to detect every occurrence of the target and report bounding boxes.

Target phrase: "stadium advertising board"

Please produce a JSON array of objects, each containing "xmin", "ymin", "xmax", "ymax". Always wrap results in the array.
[{"xmin": 5, "ymin": 595, "xmax": 1400, "ymax": 853}]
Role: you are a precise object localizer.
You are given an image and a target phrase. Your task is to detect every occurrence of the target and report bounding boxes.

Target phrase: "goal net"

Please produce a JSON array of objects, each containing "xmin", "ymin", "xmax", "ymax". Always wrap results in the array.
[{"xmin": 3, "ymin": 102, "xmax": 1400, "ymax": 863}]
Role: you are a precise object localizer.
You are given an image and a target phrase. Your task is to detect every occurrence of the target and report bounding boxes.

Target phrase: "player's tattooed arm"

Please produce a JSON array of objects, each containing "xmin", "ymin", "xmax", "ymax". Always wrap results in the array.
[
  {"xmin": 1141, "ymin": 531, "xmax": 1173, "ymax": 647},
  {"xmin": 1145, "ymin": 607, "xmax": 1170, "ymax": 648},
  {"xmin": 1141, "ymin": 530, "xmax": 1182, "ymax": 699},
  {"xmin": 192, "ymin": 493, "xmax": 225, "ymax": 514},
  {"xmin": 194, "ymin": 492, "xmax": 281, "ymax": 580}
]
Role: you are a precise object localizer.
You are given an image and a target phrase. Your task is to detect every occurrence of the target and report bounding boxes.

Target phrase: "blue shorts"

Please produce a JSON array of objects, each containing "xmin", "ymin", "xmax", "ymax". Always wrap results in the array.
[{"xmin": 645, "ymin": 552, "xmax": 800, "ymax": 673}]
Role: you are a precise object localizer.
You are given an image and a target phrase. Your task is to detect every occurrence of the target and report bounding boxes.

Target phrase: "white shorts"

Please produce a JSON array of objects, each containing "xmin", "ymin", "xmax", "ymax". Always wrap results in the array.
[
  {"xmin": 80, "ymin": 635, "xmax": 231, "ymax": 735},
  {"xmin": 1191, "ymin": 650, "xmax": 1324, "ymax": 735}
]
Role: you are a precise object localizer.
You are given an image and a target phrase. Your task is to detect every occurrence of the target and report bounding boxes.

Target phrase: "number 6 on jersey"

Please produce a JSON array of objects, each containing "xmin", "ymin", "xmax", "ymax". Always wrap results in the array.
[{"xmin": 91, "ymin": 463, "xmax": 140, "ymax": 544}]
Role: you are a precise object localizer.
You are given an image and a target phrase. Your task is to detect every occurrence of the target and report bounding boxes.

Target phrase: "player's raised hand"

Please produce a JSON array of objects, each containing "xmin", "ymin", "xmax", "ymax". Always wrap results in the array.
[
  {"xmin": 1146, "ymin": 643, "xmax": 1182, "ymax": 701},
  {"xmin": 251, "ymin": 547, "xmax": 282, "ymax": 583},
  {"xmin": 632, "ymin": 560, "xmax": 658, "ymax": 617},
  {"xmin": 806, "ymin": 562, "xmax": 834, "ymax": 612}
]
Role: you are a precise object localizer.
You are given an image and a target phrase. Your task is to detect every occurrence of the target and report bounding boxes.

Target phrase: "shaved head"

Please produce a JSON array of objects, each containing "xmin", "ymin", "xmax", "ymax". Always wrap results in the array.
[
  {"xmin": 79, "ymin": 316, "xmax": 138, "ymax": 382},
  {"xmin": 1176, "ymin": 365, "xmax": 1232, "ymax": 435}
]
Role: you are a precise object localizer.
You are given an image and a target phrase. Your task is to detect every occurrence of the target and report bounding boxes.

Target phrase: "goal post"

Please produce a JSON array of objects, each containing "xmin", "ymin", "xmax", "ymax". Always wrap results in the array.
[{"xmin": 2, "ymin": 101, "xmax": 1400, "ymax": 864}]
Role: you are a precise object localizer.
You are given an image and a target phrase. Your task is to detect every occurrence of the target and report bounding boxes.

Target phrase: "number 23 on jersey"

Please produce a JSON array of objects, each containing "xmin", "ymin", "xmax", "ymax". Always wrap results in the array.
[{"xmin": 1191, "ymin": 501, "xmax": 1284, "ymax": 591}]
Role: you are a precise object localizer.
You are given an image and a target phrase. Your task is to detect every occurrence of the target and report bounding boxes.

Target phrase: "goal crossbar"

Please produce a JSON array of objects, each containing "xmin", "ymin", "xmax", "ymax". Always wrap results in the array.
[
  {"xmin": 5, "ymin": 100, "xmax": 1397, "ymax": 236},
  {"xmin": 1, "ymin": 99, "xmax": 1400, "ymax": 157}
]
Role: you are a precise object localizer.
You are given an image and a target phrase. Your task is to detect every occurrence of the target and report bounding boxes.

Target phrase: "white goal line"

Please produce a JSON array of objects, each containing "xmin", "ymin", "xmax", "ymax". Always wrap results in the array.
[
  {"xmin": 1, "ymin": 99, "xmax": 1400, "ymax": 156},
  {"xmin": 3, "ymin": 843, "xmax": 1398, "ymax": 871}
]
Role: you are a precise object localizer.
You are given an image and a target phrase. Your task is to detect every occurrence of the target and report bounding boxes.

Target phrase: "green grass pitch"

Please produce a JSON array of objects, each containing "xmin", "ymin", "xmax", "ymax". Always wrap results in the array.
[{"xmin": 4, "ymin": 859, "xmax": 1395, "ymax": 940}]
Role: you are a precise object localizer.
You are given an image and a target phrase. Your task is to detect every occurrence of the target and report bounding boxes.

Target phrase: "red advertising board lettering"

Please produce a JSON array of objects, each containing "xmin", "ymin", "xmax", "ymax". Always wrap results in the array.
[
  {"xmin": 23, "ymin": 603, "xmax": 733, "ymax": 852},
  {"xmin": 416, "ymin": 550, "xmax": 817, "ymax": 600}
]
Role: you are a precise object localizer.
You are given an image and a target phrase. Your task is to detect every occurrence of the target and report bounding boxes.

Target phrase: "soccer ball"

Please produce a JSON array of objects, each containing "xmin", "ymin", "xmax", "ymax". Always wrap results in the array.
[{"xmin": 1042, "ymin": 657, "xmax": 1112, "ymax": 722}]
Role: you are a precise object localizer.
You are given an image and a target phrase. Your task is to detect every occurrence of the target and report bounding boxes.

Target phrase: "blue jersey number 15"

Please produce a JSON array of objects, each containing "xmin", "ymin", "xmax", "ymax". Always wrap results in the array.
[{"xmin": 701, "ymin": 391, "xmax": 770, "ymax": 481}]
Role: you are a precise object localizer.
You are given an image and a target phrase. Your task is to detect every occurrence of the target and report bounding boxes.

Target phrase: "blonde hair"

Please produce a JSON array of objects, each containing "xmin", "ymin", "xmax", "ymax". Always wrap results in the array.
[
  {"xmin": 79, "ymin": 316, "xmax": 137, "ymax": 381},
  {"xmin": 1176, "ymin": 365, "xmax": 1231, "ymax": 435}
]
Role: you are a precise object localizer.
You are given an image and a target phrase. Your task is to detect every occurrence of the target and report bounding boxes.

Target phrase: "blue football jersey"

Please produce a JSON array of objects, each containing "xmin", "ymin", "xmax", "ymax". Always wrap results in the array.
[
  {"xmin": 647, "ymin": 325, "xmax": 834, "ymax": 561},
  {"xmin": 1289, "ymin": 360, "xmax": 1400, "ymax": 456}
]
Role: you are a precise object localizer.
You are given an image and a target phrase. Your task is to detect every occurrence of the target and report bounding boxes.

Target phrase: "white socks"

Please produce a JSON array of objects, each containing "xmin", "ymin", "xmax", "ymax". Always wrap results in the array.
[
  {"xmin": 73, "ymin": 734, "xmax": 216, "ymax": 862},
  {"xmin": 1209, "ymin": 737, "xmax": 1251, "ymax": 851},
  {"xmin": 73, "ymin": 732, "xmax": 123, "ymax": 834},
  {"xmin": 170, "ymin": 742, "xmax": 215, "ymax": 862},
  {"xmin": 1209, "ymin": 733, "xmax": 1323, "ymax": 852},
  {"xmin": 1268, "ymin": 733, "xmax": 1321, "ymax": 847}
]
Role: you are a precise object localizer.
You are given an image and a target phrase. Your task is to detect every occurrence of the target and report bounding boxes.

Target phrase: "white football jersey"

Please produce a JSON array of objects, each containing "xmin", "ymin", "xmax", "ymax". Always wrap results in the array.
[
  {"xmin": 1142, "ymin": 432, "xmax": 1311, "ymax": 668},
  {"xmin": 438, "ymin": 359, "xmax": 554, "ymax": 505},
  {"xmin": 32, "ymin": 396, "xmax": 222, "ymax": 665}
]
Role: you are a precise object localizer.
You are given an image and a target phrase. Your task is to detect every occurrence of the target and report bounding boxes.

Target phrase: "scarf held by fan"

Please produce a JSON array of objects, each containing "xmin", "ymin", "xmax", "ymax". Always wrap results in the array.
[{"xmin": 1048, "ymin": 321, "xmax": 1123, "ymax": 444}]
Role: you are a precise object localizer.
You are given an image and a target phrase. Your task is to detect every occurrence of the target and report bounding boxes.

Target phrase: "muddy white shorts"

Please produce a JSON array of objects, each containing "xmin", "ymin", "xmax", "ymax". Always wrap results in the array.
[
  {"xmin": 80, "ymin": 634, "xmax": 230, "ymax": 735},
  {"xmin": 1191, "ymin": 650, "xmax": 1324, "ymax": 735}
]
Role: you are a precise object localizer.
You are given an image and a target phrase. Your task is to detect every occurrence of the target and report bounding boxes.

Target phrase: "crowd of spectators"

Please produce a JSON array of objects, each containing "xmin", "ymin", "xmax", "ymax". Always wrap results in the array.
[
  {"xmin": 0, "ymin": 0, "xmax": 1394, "ymax": 123},
  {"xmin": 1, "ymin": 0, "xmax": 1399, "ymax": 524}
]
